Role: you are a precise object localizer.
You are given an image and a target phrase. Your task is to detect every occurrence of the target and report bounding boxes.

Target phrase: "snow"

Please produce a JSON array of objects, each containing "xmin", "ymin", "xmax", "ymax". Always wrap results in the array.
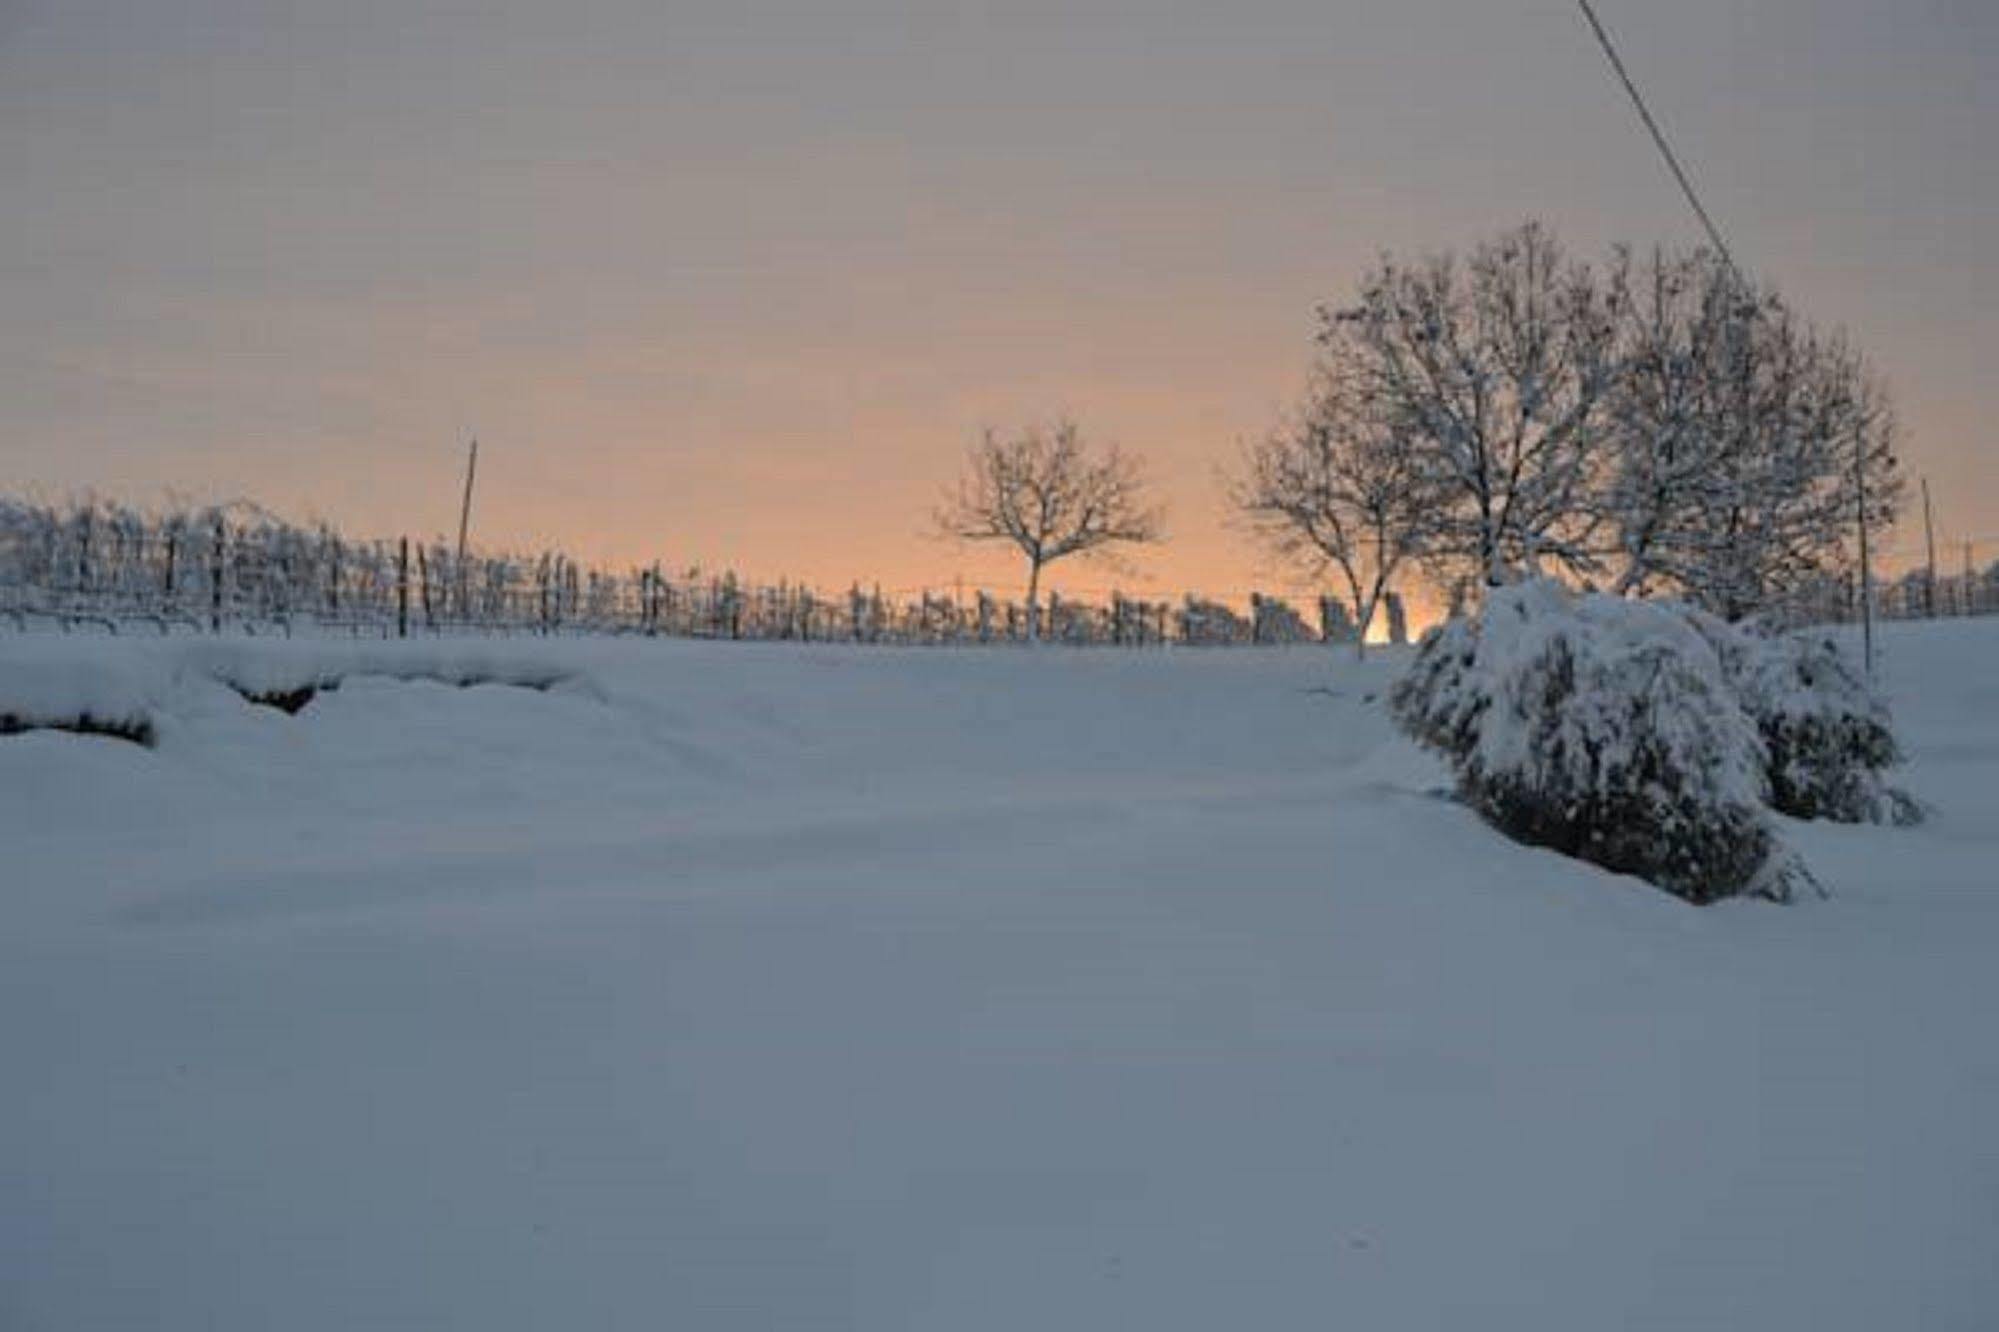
[{"xmin": 3, "ymin": 623, "xmax": 1997, "ymax": 1329}]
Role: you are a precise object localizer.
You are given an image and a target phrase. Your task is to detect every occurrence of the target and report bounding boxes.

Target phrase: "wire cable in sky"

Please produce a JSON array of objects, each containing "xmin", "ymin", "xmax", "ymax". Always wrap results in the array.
[{"xmin": 1576, "ymin": 0, "xmax": 1745, "ymax": 285}]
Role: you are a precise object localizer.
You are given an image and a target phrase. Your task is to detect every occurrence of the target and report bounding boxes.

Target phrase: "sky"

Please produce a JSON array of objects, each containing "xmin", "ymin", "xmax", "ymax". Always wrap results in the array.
[{"xmin": 3, "ymin": 0, "xmax": 1994, "ymax": 605}]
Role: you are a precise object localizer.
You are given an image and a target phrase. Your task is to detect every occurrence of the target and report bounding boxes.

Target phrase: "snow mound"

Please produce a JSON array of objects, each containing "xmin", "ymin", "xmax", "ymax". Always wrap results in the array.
[
  {"xmin": 184, "ymin": 641, "xmax": 586, "ymax": 710},
  {"xmin": 0, "ymin": 649, "xmax": 166, "ymax": 745},
  {"xmin": 1392, "ymin": 581, "xmax": 1807, "ymax": 903},
  {"xmin": 0, "ymin": 637, "xmax": 597, "ymax": 738}
]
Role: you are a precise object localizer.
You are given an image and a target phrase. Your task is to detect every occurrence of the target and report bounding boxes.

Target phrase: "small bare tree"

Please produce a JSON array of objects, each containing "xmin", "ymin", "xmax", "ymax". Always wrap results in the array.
[
  {"xmin": 937, "ymin": 421, "xmax": 1162, "ymax": 638},
  {"xmin": 1235, "ymin": 363, "xmax": 1433, "ymax": 655}
]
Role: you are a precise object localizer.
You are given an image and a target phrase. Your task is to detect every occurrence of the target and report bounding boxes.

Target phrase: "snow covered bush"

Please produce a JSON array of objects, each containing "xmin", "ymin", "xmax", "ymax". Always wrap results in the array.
[
  {"xmin": 1391, "ymin": 581, "xmax": 1809, "ymax": 904},
  {"xmin": 1687, "ymin": 617, "xmax": 1922, "ymax": 826}
]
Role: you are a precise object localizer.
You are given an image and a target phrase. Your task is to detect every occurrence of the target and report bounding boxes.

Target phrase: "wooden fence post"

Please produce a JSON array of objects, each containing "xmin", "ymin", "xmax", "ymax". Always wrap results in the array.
[
  {"xmin": 209, "ymin": 514, "xmax": 226, "ymax": 633},
  {"xmin": 415, "ymin": 544, "xmax": 433, "ymax": 632},
  {"xmin": 163, "ymin": 524, "xmax": 178, "ymax": 607},
  {"xmin": 397, "ymin": 537, "xmax": 410, "ymax": 639}
]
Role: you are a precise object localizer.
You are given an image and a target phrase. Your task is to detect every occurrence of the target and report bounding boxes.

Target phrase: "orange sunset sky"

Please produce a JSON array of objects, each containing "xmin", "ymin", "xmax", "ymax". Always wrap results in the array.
[{"xmin": 4, "ymin": 1, "xmax": 1994, "ymax": 612}]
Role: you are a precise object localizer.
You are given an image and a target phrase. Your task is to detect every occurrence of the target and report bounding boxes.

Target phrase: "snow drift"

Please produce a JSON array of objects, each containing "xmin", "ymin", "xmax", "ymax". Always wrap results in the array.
[{"xmin": 0, "ymin": 635, "xmax": 591, "ymax": 737}]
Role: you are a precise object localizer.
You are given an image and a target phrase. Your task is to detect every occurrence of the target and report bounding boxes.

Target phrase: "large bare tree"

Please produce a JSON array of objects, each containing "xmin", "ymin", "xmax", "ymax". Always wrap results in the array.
[
  {"xmin": 1601, "ymin": 246, "xmax": 1903, "ymax": 618},
  {"xmin": 937, "ymin": 421, "xmax": 1162, "ymax": 638},
  {"xmin": 1299, "ymin": 221, "xmax": 1901, "ymax": 623},
  {"xmin": 1324, "ymin": 222, "xmax": 1621, "ymax": 589}
]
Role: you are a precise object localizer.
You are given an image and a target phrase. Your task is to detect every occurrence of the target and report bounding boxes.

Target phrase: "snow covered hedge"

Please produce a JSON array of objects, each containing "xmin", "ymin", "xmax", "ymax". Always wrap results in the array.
[
  {"xmin": 1391, "ymin": 582, "xmax": 1818, "ymax": 904},
  {"xmin": 1393, "ymin": 582, "xmax": 1921, "ymax": 902},
  {"xmin": 1688, "ymin": 617, "xmax": 1923, "ymax": 827}
]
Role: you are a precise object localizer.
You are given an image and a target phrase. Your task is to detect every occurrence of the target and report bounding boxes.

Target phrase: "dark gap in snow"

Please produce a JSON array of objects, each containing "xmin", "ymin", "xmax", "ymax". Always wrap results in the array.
[
  {"xmin": 439, "ymin": 672, "xmax": 568, "ymax": 693},
  {"xmin": 0, "ymin": 711, "xmax": 155, "ymax": 748},
  {"xmin": 339, "ymin": 669, "xmax": 572, "ymax": 694},
  {"xmin": 232, "ymin": 682, "xmax": 334, "ymax": 714},
  {"xmin": 223, "ymin": 670, "xmax": 572, "ymax": 715}
]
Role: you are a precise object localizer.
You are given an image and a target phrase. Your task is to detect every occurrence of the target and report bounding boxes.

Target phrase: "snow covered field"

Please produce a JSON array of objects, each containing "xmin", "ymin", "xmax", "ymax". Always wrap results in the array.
[{"xmin": 4, "ymin": 622, "xmax": 1996, "ymax": 1330}]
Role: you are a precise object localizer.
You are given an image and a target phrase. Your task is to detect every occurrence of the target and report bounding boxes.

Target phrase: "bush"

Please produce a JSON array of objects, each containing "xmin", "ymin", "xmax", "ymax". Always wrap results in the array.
[
  {"xmin": 1688, "ymin": 617, "xmax": 1922, "ymax": 826},
  {"xmin": 1392, "ymin": 581, "xmax": 1811, "ymax": 903}
]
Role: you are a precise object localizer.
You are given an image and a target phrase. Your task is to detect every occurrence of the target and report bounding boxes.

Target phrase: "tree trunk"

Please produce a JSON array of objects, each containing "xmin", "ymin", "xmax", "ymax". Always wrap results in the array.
[{"xmin": 1024, "ymin": 560, "xmax": 1043, "ymax": 642}]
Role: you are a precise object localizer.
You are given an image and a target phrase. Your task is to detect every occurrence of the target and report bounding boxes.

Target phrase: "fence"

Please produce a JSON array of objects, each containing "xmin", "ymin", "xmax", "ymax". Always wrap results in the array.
[
  {"xmin": 0, "ymin": 499, "xmax": 1388, "ymax": 648},
  {"xmin": 1784, "ymin": 539, "xmax": 1999, "ymax": 629},
  {"xmin": 16, "ymin": 497, "xmax": 1985, "ymax": 647}
]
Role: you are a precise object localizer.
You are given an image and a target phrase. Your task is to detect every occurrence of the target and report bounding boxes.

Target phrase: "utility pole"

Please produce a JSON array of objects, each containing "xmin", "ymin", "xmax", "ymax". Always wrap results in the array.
[
  {"xmin": 1854, "ymin": 433, "xmax": 1874, "ymax": 674},
  {"xmin": 455, "ymin": 437, "xmax": 479, "ymax": 619},
  {"xmin": 1921, "ymin": 477, "xmax": 1939, "ymax": 618}
]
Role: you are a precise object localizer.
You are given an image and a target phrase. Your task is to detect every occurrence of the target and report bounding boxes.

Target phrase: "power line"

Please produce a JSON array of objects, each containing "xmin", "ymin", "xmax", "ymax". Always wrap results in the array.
[
  {"xmin": 1575, "ymin": 1, "xmax": 1743, "ymax": 285},
  {"xmin": 1575, "ymin": 3, "xmax": 1905, "ymax": 671}
]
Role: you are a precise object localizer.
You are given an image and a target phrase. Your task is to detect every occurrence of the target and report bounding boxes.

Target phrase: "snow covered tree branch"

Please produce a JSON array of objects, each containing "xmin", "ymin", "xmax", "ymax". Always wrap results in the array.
[
  {"xmin": 1601, "ymin": 247, "xmax": 1903, "ymax": 619},
  {"xmin": 1318, "ymin": 222, "xmax": 1619, "ymax": 590}
]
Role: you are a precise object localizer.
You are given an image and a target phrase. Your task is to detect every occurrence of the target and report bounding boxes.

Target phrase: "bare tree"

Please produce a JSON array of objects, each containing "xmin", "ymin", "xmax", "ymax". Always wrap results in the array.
[
  {"xmin": 1700, "ymin": 314, "xmax": 1901, "ymax": 621},
  {"xmin": 1323, "ymin": 222, "xmax": 1620, "ymax": 589},
  {"xmin": 1599, "ymin": 244, "xmax": 1747, "ymax": 595},
  {"xmin": 1602, "ymin": 246, "xmax": 1903, "ymax": 619},
  {"xmin": 937, "ymin": 421, "xmax": 1162, "ymax": 638},
  {"xmin": 1234, "ymin": 361, "xmax": 1433, "ymax": 654},
  {"xmin": 1236, "ymin": 223, "xmax": 1902, "ymax": 628}
]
